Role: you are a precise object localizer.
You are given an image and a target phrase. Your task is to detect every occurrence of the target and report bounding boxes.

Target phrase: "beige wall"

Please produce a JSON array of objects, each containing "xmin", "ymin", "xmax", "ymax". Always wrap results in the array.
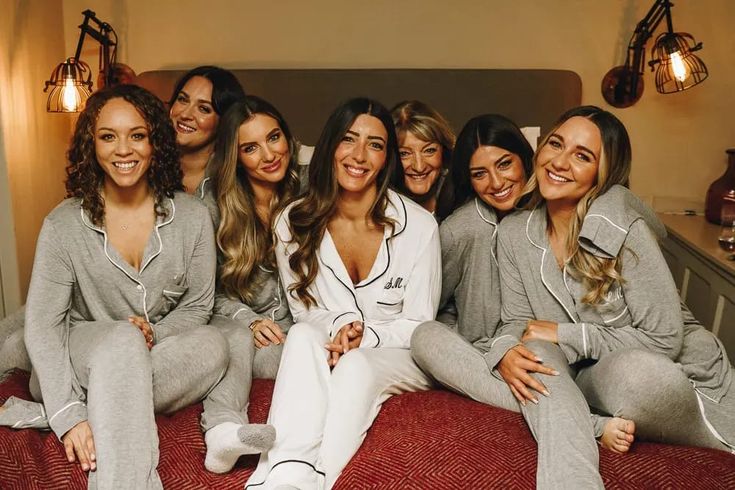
[
  {"xmin": 1, "ymin": 0, "xmax": 70, "ymax": 305},
  {"xmin": 61, "ymin": 0, "xmax": 735, "ymax": 205},
  {"xmin": 5, "ymin": 0, "xmax": 733, "ymax": 299}
]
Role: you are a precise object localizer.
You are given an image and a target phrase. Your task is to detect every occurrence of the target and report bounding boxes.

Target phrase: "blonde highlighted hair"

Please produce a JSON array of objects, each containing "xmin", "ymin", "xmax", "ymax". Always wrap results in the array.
[
  {"xmin": 523, "ymin": 106, "xmax": 632, "ymax": 304},
  {"xmin": 213, "ymin": 96, "xmax": 300, "ymax": 304}
]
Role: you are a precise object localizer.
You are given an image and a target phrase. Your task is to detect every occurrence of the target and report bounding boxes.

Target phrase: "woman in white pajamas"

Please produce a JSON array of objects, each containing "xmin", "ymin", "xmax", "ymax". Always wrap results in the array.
[{"xmin": 245, "ymin": 97, "xmax": 441, "ymax": 490}]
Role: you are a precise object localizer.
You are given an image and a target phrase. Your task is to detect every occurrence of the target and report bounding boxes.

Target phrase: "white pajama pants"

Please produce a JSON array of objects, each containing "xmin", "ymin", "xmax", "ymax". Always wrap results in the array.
[{"xmin": 245, "ymin": 321, "xmax": 431, "ymax": 490}]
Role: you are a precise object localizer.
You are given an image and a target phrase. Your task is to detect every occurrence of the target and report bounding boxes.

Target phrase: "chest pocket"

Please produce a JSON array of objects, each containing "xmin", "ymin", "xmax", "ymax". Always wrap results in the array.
[
  {"xmin": 151, "ymin": 275, "xmax": 188, "ymax": 320},
  {"xmin": 376, "ymin": 288, "xmax": 405, "ymax": 318},
  {"xmin": 596, "ymin": 288, "xmax": 632, "ymax": 328}
]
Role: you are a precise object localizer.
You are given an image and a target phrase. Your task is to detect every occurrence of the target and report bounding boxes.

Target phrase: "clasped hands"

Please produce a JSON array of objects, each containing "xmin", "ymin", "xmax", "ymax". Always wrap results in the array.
[
  {"xmin": 325, "ymin": 321, "xmax": 364, "ymax": 367},
  {"xmin": 497, "ymin": 319, "xmax": 560, "ymax": 406}
]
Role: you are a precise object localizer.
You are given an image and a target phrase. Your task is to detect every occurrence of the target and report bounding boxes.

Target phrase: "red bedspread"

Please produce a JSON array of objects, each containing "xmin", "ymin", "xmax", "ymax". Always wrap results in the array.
[{"xmin": 1, "ymin": 370, "xmax": 733, "ymax": 489}]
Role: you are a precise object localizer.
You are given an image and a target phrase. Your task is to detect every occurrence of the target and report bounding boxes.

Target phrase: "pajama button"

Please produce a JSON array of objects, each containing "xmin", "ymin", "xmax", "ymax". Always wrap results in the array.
[{"xmin": 136, "ymin": 285, "xmax": 143, "ymax": 290}]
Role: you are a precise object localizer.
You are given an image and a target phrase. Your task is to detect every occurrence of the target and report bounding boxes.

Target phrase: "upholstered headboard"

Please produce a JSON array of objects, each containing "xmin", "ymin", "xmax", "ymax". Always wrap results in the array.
[{"xmin": 135, "ymin": 69, "xmax": 582, "ymax": 145}]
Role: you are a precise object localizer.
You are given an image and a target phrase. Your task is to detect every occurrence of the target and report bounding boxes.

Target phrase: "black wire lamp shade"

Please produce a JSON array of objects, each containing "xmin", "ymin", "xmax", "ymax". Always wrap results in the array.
[
  {"xmin": 601, "ymin": 0, "xmax": 708, "ymax": 108},
  {"xmin": 44, "ymin": 58, "xmax": 93, "ymax": 113},
  {"xmin": 650, "ymin": 31, "xmax": 708, "ymax": 94},
  {"xmin": 43, "ymin": 10, "xmax": 121, "ymax": 113}
]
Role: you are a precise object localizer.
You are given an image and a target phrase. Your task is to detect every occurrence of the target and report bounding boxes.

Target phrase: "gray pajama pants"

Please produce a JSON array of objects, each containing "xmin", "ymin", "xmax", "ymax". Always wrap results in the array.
[
  {"xmin": 4, "ymin": 321, "xmax": 229, "ymax": 490},
  {"xmin": 200, "ymin": 315, "xmax": 283, "ymax": 431},
  {"xmin": 0, "ymin": 307, "xmax": 30, "ymax": 378},
  {"xmin": 411, "ymin": 321, "xmax": 735, "ymax": 490}
]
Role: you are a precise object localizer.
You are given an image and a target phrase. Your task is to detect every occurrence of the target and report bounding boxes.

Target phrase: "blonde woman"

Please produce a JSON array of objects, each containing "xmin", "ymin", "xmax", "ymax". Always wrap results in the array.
[
  {"xmin": 202, "ymin": 95, "xmax": 301, "ymax": 473},
  {"xmin": 391, "ymin": 100, "xmax": 455, "ymax": 219},
  {"xmin": 496, "ymin": 106, "xmax": 734, "ymax": 488}
]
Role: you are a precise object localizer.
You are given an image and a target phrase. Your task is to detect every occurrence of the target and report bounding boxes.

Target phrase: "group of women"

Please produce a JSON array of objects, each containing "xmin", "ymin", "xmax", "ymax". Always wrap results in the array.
[{"xmin": 0, "ymin": 65, "xmax": 732, "ymax": 490}]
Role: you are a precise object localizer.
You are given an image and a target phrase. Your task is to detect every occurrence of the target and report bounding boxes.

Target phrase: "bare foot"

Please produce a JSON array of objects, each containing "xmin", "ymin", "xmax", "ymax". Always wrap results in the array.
[{"xmin": 600, "ymin": 417, "xmax": 635, "ymax": 454}]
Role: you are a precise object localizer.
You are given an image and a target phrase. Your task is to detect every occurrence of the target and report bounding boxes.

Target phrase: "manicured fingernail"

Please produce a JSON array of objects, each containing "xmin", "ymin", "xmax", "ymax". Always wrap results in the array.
[
  {"xmin": 521, "ymin": 400, "xmax": 527, "ymax": 407},
  {"xmin": 531, "ymin": 398, "xmax": 539, "ymax": 404},
  {"xmin": 543, "ymin": 390, "xmax": 551, "ymax": 397},
  {"xmin": 91, "ymin": 454, "xmax": 96, "ymax": 461},
  {"xmin": 536, "ymin": 357, "xmax": 543, "ymax": 362},
  {"xmin": 82, "ymin": 464, "xmax": 89, "ymax": 470},
  {"xmin": 551, "ymin": 370, "xmax": 560, "ymax": 376}
]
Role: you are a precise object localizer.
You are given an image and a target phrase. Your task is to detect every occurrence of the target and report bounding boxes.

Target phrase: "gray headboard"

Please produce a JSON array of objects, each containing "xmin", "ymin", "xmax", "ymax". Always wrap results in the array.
[{"xmin": 135, "ymin": 69, "xmax": 582, "ymax": 145}]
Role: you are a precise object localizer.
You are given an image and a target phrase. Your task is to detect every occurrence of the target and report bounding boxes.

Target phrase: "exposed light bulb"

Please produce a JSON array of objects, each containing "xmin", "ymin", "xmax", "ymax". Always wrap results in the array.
[
  {"xmin": 60, "ymin": 77, "xmax": 80, "ymax": 112},
  {"xmin": 669, "ymin": 51, "xmax": 688, "ymax": 82}
]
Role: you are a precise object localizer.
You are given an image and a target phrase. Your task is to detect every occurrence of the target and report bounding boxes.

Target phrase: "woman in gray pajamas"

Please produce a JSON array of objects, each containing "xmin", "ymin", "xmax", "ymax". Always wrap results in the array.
[
  {"xmin": 0, "ymin": 85, "xmax": 237, "ymax": 489},
  {"xmin": 0, "ymin": 65, "xmax": 246, "ymax": 379},
  {"xmin": 199, "ymin": 95, "xmax": 302, "ymax": 472},
  {"xmin": 412, "ymin": 114, "xmax": 625, "ymax": 488},
  {"xmin": 495, "ymin": 105, "xmax": 734, "ymax": 487}
]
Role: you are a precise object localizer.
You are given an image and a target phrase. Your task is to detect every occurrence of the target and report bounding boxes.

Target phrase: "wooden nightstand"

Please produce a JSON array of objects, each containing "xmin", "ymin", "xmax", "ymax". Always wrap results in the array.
[{"xmin": 657, "ymin": 213, "xmax": 735, "ymax": 359}]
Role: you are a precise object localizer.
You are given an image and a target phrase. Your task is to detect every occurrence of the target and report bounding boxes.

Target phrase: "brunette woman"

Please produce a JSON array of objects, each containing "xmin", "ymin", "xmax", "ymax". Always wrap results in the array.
[
  {"xmin": 0, "ymin": 66, "xmax": 246, "ymax": 379},
  {"xmin": 0, "ymin": 85, "xmax": 236, "ymax": 489},
  {"xmin": 245, "ymin": 97, "xmax": 441, "ymax": 489},
  {"xmin": 391, "ymin": 100, "xmax": 455, "ymax": 219},
  {"xmin": 200, "ymin": 96, "xmax": 301, "ymax": 473},
  {"xmin": 495, "ymin": 106, "xmax": 734, "ymax": 487}
]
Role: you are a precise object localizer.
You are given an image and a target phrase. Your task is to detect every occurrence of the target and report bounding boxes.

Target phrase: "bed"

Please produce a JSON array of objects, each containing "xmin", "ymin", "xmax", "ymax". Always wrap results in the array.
[{"xmin": 1, "ymin": 68, "xmax": 733, "ymax": 489}]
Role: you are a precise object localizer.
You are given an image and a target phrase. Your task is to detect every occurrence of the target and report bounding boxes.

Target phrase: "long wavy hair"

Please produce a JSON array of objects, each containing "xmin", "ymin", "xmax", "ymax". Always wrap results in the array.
[
  {"xmin": 523, "ymin": 105, "xmax": 632, "ymax": 304},
  {"xmin": 451, "ymin": 114, "xmax": 534, "ymax": 213},
  {"xmin": 213, "ymin": 96, "xmax": 300, "ymax": 304},
  {"xmin": 390, "ymin": 100, "xmax": 456, "ymax": 218},
  {"xmin": 287, "ymin": 97, "xmax": 399, "ymax": 307},
  {"xmin": 66, "ymin": 84, "xmax": 182, "ymax": 226},
  {"xmin": 168, "ymin": 65, "xmax": 245, "ymax": 116}
]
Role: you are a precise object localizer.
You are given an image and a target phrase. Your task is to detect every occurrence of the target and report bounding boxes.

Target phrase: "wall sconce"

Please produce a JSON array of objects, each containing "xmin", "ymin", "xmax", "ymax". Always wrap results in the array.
[
  {"xmin": 43, "ymin": 10, "xmax": 127, "ymax": 113},
  {"xmin": 601, "ymin": 0, "xmax": 708, "ymax": 108}
]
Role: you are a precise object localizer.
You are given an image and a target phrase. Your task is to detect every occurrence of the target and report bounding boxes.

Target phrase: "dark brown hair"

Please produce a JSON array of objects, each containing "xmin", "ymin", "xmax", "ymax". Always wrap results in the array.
[{"xmin": 66, "ymin": 84, "xmax": 182, "ymax": 225}]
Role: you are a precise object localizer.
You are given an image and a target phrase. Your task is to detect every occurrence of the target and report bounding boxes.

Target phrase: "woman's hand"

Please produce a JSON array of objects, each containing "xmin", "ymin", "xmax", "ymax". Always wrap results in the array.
[
  {"xmin": 129, "ymin": 316, "xmax": 154, "ymax": 350},
  {"xmin": 497, "ymin": 344, "xmax": 559, "ymax": 406},
  {"xmin": 250, "ymin": 319, "xmax": 286, "ymax": 348},
  {"xmin": 62, "ymin": 420, "xmax": 96, "ymax": 472},
  {"xmin": 325, "ymin": 321, "xmax": 363, "ymax": 367},
  {"xmin": 522, "ymin": 320, "xmax": 559, "ymax": 344}
]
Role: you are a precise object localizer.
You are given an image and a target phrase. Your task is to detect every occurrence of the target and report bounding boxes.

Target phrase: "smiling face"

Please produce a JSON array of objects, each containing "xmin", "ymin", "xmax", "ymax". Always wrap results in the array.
[
  {"xmin": 95, "ymin": 97, "xmax": 153, "ymax": 194},
  {"xmin": 469, "ymin": 145, "xmax": 527, "ymax": 215},
  {"xmin": 398, "ymin": 131, "xmax": 443, "ymax": 197},
  {"xmin": 169, "ymin": 76, "xmax": 218, "ymax": 152},
  {"xmin": 238, "ymin": 113, "xmax": 290, "ymax": 188},
  {"xmin": 333, "ymin": 114, "xmax": 388, "ymax": 195},
  {"xmin": 535, "ymin": 116, "xmax": 602, "ymax": 207}
]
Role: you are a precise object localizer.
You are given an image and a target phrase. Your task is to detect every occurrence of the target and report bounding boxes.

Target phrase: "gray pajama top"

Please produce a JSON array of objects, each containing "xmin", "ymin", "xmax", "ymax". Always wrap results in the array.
[
  {"xmin": 494, "ymin": 185, "xmax": 732, "ymax": 405},
  {"xmin": 24, "ymin": 192, "xmax": 216, "ymax": 439},
  {"xmin": 437, "ymin": 198, "xmax": 503, "ymax": 357}
]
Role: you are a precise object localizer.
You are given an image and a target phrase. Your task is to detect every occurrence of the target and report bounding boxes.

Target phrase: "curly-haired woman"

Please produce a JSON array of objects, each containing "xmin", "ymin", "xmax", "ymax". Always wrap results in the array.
[{"xmin": 0, "ymin": 85, "xmax": 234, "ymax": 489}]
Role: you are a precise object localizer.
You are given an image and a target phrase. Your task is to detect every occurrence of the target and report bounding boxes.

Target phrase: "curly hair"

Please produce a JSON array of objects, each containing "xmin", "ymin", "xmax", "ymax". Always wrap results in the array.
[
  {"xmin": 66, "ymin": 84, "xmax": 182, "ymax": 225},
  {"xmin": 523, "ymin": 105, "xmax": 632, "ymax": 304},
  {"xmin": 213, "ymin": 96, "xmax": 300, "ymax": 304},
  {"xmin": 287, "ymin": 97, "xmax": 399, "ymax": 308}
]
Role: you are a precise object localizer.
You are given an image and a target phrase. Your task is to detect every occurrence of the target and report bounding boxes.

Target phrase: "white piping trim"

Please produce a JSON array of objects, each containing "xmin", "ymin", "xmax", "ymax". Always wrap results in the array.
[
  {"xmin": 585, "ymin": 214, "xmax": 627, "ymax": 234},
  {"xmin": 581, "ymin": 323, "xmax": 588, "ymax": 358},
  {"xmin": 525, "ymin": 209, "xmax": 576, "ymax": 322},
  {"xmin": 491, "ymin": 334, "xmax": 514, "ymax": 348},
  {"xmin": 606, "ymin": 306, "xmax": 629, "ymax": 324},
  {"xmin": 691, "ymin": 381, "xmax": 735, "ymax": 452},
  {"xmin": 48, "ymin": 401, "xmax": 85, "ymax": 425},
  {"xmin": 475, "ymin": 198, "xmax": 499, "ymax": 266},
  {"xmin": 232, "ymin": 308, "xmax": 248, "ymax": 320}
]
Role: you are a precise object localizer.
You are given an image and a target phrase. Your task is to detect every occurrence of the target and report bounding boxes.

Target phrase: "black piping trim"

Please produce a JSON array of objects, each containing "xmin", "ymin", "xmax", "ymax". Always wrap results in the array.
[
  {"xmin": 355, "ymin": 195, "xmax": 407, "ymax": 289},
  {"xmin": 367, "ymin": 325, "xmax": 381, "ymax": 347},
  {"xmin": 332, "ymin": 311, "xmax": 354, "ymax": 327},
  {"xmin": 319, "ymin": 255, "xmax": 364, "ymax": 320},
  {"xmin": 376, "ymin": 301, "xmax": 401, "ymax": 306},
  {"xmin": 244, "ymin": 459, "xmax": 325, "ymax": 488}
]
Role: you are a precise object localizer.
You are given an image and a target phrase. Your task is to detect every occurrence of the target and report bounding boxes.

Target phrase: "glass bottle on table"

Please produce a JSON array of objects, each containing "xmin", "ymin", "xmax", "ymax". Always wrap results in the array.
[{"xmin": 719, "ymin": 192, "xmax": 735, "ymax": 252}]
